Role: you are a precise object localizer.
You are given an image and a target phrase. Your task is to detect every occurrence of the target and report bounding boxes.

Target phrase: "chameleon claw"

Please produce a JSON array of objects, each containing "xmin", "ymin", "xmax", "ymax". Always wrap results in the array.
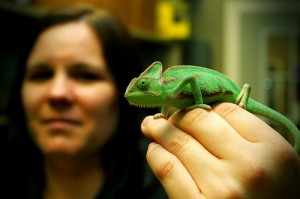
[
  {"xmin": 153, "ymin": 113, "xmax": 167, "ymax": 119},
  {"xmin": 238, "ymin": 103, "xmax": 246, "ymax": 109}
]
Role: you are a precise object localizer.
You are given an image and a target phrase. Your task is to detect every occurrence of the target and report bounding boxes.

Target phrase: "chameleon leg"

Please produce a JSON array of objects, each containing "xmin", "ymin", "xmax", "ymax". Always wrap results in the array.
[
  {"xmin": 171, "ymin": 76, "xmax": 211, "ymax": 110},
  {"xmin": 234, "ymin": 84, "xmax": 251, "ymax": 109},
  {"xmin": 154, "ymin": 106, "xmax": 169, "ymax": 119}
]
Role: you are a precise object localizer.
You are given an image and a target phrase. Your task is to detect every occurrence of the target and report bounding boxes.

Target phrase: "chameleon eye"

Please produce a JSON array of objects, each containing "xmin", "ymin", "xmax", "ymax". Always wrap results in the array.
[{"xmin": 138, "ymin": 78, "xmax": 149, "ymax": 90}]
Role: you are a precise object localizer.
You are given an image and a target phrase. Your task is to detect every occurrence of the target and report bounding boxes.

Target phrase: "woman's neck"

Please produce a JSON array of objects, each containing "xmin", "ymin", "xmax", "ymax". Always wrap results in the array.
[{"xmin": 43, "ymin": 155, "xmax": 105, "ymax": 199}]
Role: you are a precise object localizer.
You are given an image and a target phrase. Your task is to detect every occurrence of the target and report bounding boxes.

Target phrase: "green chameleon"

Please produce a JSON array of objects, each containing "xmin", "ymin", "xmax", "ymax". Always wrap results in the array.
[{"xmin": 124, "ymin": 61, "xmax": 300, "ymax": 154}]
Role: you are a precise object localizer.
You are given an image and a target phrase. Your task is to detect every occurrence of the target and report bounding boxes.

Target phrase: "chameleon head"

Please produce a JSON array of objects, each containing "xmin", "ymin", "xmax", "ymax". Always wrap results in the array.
[{"xmin": 124, "ymin": 61, "xmax": 165, "ymax": 108}]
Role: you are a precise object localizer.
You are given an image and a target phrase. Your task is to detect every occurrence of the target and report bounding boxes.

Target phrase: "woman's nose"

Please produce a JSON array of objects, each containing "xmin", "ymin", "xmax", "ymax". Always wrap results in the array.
[{"xmin": 48, "ymin": 73, "xmax": 74, "ymax": 110}]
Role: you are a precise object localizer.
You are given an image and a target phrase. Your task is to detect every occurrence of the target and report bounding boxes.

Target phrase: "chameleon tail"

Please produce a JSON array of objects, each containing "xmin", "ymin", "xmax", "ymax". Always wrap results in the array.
[{"xmin": 247, "ymin": 98, "xmax": 300, "ymax": 154}]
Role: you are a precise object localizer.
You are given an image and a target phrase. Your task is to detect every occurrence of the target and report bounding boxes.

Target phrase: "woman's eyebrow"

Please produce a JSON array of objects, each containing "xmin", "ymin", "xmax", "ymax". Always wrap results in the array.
[
  {"xmin": 26, "ymin": 62, "xmax": 52, "ymax": 70},
  {"xmin": 71, "ymin": 62, "xmax": 99, "ymax": 70}
]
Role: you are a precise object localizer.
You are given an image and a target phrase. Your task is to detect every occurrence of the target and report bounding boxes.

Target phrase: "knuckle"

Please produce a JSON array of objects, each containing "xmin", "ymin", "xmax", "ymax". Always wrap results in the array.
[
  {"xmin": 213, "ymin": 179, "xmax": 244, "ymax": 199},
  {"xmin": 239, "ymin": 156, "xmax": 269, "ymax": 187},
  {"xmin": 186, "ymin": 108, "xmax": 210, "ymax": 126},
  {"xmin": 168, "ymin": 133, "xmax": 191, "ymax": 154},
  {"xmin": 222, "ymin": 188, "xmax": 243, "ymax": 199},
  {"xmin": 154, "ymin": 158, "xmax": 176, "ymax": 180},
  {"xmin": 212, "ymin": 102, "xmax": 241, "ymax": 119},
  {"xmin": 170, "ymin": 107, "xmax": 211, "ymax": 131},
  {"xmin": 247, "ymin": 164, "xmax": 268, "ymax": 186}
]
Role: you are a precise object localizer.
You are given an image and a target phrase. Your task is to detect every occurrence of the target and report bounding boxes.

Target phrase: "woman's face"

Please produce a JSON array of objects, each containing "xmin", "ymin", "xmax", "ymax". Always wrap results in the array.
[{"xmin": 22, "ymin": 22, "xmax": 119, "ymax": 158}]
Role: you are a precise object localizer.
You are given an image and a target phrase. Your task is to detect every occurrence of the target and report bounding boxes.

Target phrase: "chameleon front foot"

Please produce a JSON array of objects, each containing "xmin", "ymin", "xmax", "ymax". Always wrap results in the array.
[{"xmin": 153, "ymin": 113, "xmax": 167, "ymax": 119}]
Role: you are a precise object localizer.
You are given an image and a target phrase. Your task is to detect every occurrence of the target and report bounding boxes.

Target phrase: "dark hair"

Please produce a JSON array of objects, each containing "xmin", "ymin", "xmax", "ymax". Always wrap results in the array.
[{"xmin": 2, "ymin": 4, "xmax": 146, "ymax": 198}]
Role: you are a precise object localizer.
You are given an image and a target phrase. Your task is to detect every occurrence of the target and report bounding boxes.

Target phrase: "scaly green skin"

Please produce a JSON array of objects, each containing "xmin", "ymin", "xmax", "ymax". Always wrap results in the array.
[{"xmin": 124, "ymin": 61, "xmax": 300, "ymax": 154}]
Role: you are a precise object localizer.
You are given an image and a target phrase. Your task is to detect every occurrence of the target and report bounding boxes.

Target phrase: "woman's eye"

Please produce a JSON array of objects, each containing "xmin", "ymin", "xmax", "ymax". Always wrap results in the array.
[
  {"xmin": 26, "ymin": 70, "xmax": 53, "ymax": 82},
  {"xmin": 72, "ymin": 71, "xmax": 102, "ymax": 82},
  {"xmin": 25, "ymin": 63, "xmax": 53, "ymax": 82},
  {"xmin": 70, "ymin": 63, "xmax": 106, "ymax": 82}
]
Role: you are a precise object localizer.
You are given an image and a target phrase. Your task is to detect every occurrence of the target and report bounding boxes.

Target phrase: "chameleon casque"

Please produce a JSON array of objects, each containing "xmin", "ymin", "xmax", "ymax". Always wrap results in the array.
[{"xmin": 124, "ymin": 61, "xmax": 300, "ymax": 154}]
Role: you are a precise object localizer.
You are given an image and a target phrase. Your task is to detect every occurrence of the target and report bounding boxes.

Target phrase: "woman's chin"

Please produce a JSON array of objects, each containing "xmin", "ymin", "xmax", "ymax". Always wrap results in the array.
[{"xmin": 41, "ymin": 137, "xmax": 83, "ymax": 158}]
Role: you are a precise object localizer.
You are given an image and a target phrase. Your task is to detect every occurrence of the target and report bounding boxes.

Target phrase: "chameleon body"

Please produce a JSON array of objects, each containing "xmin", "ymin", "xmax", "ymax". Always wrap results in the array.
[{"xmin": 124, "ymin": 61, "xmax": 300, "ymax": 154}]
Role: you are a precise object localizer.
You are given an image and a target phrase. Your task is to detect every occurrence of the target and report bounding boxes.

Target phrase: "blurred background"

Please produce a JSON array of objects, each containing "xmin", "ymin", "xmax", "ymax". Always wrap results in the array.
[{"xmin": 0, "ymin": 0, "xmax": 299, "ymax": 136}]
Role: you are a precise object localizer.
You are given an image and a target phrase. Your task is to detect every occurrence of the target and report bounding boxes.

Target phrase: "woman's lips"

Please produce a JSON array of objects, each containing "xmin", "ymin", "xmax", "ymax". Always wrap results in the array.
[{"xmin": 43, "ymin": 118, "xmax": 81, "ymax": 130}]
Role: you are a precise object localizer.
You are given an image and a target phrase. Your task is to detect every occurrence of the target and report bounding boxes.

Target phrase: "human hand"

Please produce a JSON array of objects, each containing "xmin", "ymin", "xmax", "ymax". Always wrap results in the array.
[{"xmin": 141, "ymin": 103, "xmax": 300, "ymax": 199}]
